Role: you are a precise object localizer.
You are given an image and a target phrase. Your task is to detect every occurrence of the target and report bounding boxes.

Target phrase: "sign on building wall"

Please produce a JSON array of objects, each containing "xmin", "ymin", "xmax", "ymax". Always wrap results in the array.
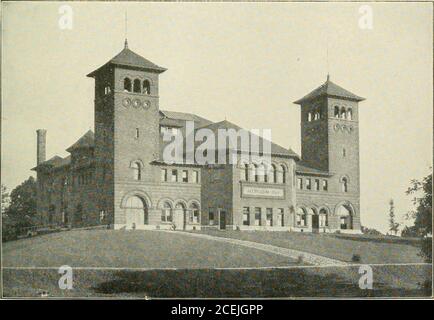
[{"xmin": 242, "ymin": 186, "xmax": 285, "ymax": 199}]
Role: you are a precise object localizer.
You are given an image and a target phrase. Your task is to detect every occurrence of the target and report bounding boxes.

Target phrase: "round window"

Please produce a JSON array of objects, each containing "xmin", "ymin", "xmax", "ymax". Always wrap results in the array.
[
  {"xmin": 133, "ymin": 99, "xmax": 142, "ymax": 108},
  {"xmin": 122, "ymin": 98, "xmax": 131, "ymax": 107},
  {"xmin": 143, "ymin": 101, "xmax": 151, "ymax": 110}
]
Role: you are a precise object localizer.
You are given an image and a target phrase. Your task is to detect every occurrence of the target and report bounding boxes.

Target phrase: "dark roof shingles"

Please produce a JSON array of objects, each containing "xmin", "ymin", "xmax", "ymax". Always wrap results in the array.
[{"xmin": 294, "ymin": 79, "xmax": 365, "ymax": 104}]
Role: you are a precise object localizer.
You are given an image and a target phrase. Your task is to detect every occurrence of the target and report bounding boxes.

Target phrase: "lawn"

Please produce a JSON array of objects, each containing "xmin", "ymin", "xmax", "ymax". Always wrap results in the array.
[
  {"xmin": 191, "ymin": 229, "xmax": 426, "ymax": 264},
  {"xmin": 2, "ymin": 229, "xmax": 432, "ymax": 298},
  {"xmin": 2, "ymin": 229, "xmax": 297, "ymax": 268},
  {"xmin": 3, "ymin": 265, "xmax": 431, "ymax": 298}
]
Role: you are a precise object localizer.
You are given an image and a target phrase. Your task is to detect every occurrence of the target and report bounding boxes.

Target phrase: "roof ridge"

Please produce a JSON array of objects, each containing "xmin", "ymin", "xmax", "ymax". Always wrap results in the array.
[{"xmin": 294, "ymin": 78, "xmax": 365, "ymax": 104}]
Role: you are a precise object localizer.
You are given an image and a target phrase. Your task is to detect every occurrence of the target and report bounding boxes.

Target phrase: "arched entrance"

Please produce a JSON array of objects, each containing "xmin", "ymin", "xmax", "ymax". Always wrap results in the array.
[
  {"xmin": 124, "ymin": 195, "xmax": 148, "ymax": 228},
  {"xmin": 174, "ymin": 202, "xmax": 187, "ymax": 230},
  {"xmin": 310, "ymin": 208, "xmax": 319, "ymax": 232},
  {"xmin": 336, "ymin": 204, "xmax": 353, "ymax": 230}
]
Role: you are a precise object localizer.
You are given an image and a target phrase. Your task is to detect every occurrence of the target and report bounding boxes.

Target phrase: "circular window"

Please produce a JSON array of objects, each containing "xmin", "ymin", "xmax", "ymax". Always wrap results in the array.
[
  {"xmin": 143, "ymin": 101, "xmax": 151, "ymax": 110},
  {"xmin": 334, "ymin": 123, "xmax": 340, "ymax": 131},
  {"xmin": 133, "ymin": 99, "xmax": 142, "ymax": 108},
  {"xmin": 122, "ymin": 98, "xmax": 131, "ymax": 107}
]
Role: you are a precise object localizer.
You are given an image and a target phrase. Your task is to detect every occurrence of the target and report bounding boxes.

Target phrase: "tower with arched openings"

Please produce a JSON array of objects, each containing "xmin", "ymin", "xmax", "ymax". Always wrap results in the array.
[{"xmin": 293, "ymin": 75, "xmax": 364, "ymax": 233}]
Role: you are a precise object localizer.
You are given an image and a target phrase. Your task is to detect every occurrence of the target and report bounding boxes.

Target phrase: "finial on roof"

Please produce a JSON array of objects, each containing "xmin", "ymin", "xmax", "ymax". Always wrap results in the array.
[
  {"xmin": 124, "ymin": 10, "xmax": 128, "ymax": 49},
  {"xmin": 327, "ymin": 74, "xmax": 330, "ymax": 82}
]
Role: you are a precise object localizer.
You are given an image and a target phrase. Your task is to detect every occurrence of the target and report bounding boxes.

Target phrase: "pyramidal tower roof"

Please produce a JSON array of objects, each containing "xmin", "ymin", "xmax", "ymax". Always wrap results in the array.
[
  {"xmin": 87, "ymin": 40, "xmax": 167, "ymax": 77},
  {"xmin": 294, "ymin": 75, "xmax": 365, "ymax": 104}
]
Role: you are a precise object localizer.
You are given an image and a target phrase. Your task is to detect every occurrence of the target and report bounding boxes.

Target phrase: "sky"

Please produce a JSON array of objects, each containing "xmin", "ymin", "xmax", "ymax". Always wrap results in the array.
[{"xmin": 2, "ymin": 2, "xmax": 432, "ymax": 233}]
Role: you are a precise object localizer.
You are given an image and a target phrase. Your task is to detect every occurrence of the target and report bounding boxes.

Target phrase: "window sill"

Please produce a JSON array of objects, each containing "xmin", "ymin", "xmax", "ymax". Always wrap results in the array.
[
  {"xmin": 161, "ymin": 181, "xmax": 201, "ymax": 185},
  {"xmin": 240, "ymin": 181, "xmax": 287, "ymax": 186}
]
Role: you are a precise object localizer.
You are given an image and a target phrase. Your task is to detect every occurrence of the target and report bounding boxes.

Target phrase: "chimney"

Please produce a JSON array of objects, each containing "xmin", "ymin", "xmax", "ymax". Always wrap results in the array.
[{"xmin": 36, "ymin": 129, "xmax": 47, "ymax": 165}]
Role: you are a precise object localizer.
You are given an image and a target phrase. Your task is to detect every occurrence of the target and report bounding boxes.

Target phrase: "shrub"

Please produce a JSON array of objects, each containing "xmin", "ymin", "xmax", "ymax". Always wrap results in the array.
[
  {"xmin": 297, "ymin": 254, "xmax": 304, "ymax": 264},
  {"xmin": 352, "ymin": 254, "xmax": 361, "ymax": 263},
  {"xmin": 419, "ymin": 237, "xmax": 432, "ymax": 262}
]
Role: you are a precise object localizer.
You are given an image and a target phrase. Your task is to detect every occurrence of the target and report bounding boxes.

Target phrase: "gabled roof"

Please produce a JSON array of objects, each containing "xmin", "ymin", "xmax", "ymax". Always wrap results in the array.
[
  {"xmin": 294, "ymin": 77, "xmax": 365, "ymax": 104},
  {"xmin": 198, "ymin": 120, "xmax": 300, "ymax": 159},
  {"xmin": 87, "ymin": 40, "xmax": 167, "ymax": 77},
  {"xmin": 160, "ymin": 110, "xmax": 213, "ymax": 128},
  {"xmin": 32, "ymin": 155, "xmax": 71, "ymax": 171},
  {"xmin": 295, "ymin": 162, "xmax": 332, "ymax": 176},
  {"xmin": 66, "ymin": 130, "xmax": 95, "ymax": 153}
]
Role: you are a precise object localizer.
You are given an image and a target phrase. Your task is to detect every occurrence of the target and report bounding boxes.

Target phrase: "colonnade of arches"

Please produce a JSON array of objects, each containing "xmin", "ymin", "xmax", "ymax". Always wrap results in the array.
[
  {"xmin": 121, "ymin": 192, "xmax": 200, "ymax": 230},
  {"xmin": 123, "ymin": 77, "xmax": 151, "ymax": 95},
  {"xmin": 295, "ymin": 203, "xmax": 354, "ymax": 230},
  {"xmin": 240, "ymin": 162, "xmax": 290, "ymax": 184},
  {"xmin": 333, "ymin": 106, "xmax": 353, "ymax": 120}
]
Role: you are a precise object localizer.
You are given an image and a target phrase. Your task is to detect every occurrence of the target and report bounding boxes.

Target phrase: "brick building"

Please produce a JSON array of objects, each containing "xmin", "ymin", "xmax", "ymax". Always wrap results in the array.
[{"xmin": 32, "ymin": 41, "xmax": 364, "ymax": 234}]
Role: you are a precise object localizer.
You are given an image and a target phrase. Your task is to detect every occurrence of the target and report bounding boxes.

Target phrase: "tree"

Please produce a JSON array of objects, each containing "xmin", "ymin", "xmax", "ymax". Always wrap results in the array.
[
  {"xmin": 405, "ymin": 171, "xmax": 432, "ymax": 262},
  {"xmin": 1, "ymin": 184, "xmax": 10, "ymax": 214},
  {"xmin": 2, "ymin": 177, "xmax": 37, "ymax": 241},
  {"xmin": 5, "ymin": 176, "xmax": 37, "ymax": 221},
  {"xmin": 361, "ymin": 226, "xmax": 383, "ymax": 236},
  {"xmin": 388, "ymin": 199, "xmax": 400, "ymax": 236}
]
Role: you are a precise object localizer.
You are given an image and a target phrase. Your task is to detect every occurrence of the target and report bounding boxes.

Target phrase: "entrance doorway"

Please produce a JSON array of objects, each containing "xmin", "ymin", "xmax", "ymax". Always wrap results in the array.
[
  {"xmin": 312, "ymin": 214, "xmax": 319, "ymax": 233},
  {"xmin": 125, "ymin": 196, "xmax": 148, "ymax": 228},
  {"xmin": 174, "ymin": 202, "xmax": 187, "ymax": 230},
  {"xmin": 219, "ymin": 210, "xmax": 226, "ymax": 230},
  {"xmin": 336, "ymin": 204, "xmax": 353, "ymax": 230}
]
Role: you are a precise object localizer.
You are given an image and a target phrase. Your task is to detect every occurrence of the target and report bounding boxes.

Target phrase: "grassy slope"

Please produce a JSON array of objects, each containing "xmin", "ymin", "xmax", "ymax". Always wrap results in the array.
[
  {"xmin": 2, "ymin": 229, "xmax": 296, "ymax": 268},
  {"xmin": 192, "ymin": 230, "xmax": 425, "ymax": 264},
  {"xmin": 3, "ymin": 265, "xmax": 431, "ymax": 298},
  {"xmin": 2, "ymin": 229, "xmax": 431, "ymax": 298}
]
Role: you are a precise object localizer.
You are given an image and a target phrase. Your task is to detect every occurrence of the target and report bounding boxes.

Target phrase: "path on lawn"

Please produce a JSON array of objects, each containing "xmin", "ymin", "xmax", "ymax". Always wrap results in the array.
[{"xmin": 159, "ymin": 230, "xmax": 349, "ymax": 266}]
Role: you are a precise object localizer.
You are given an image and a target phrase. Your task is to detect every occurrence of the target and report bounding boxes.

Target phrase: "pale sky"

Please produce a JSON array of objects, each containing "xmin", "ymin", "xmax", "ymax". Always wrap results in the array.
[{"xmin": 2, "ymin": 2, "xmax": 432, "ymax": 233}]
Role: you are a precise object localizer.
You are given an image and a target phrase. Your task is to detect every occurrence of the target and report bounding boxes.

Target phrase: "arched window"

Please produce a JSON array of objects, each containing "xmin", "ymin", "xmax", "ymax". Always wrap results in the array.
[
  {"xmin": 133, "ymin": 79, "xmax": 141, "ymax": 93},
  {"xmin": 258, "ymin": 164, "xmax": 265, "ymax": 182},
  {"xmin": 334, "ymin": 106, "xmax": 340, "ymax": 118},
  {"xmin": 340, "ymin": 107, "xmax": 346, "ymax": 119},
  {"xmin": 314, "ymin": 111, "xmax": 320, "ymax": 120},
  {"xmin": 296, "ymin": 207, "xmax": 307, "ymax": 227},
  {"xmin": 243, "ymin": 163, "xmax": 249, "ymax": 181},
  {"xmin": 263, "ymin": 165, "xmax": 269, "ymax": 183},
  {"xmin": 143, "ymin": 80, "xmax": 151, "ymax": 95},
  {"xmin": 281, "ymin": 165, "xmax": 286, "ymax": 184},
  {"xmin": 342, "ymin": 148, "xmax": 346, "ymax": 158},
  {"xmin": 48, "ymin": 205, "xmax": 55, "ymax": 224},
  {"xmin": 347, "ymin": 108, "xmax": 353, "ymax": 120},
  {"xmin": 75, "ymin": 204, "xmax": 83, "ymax": 223},
  {"xmin": 190, "ymin": 203, "xmax": 200, "ymax": 224},
  {"xmin": 269, "ymin": 164, "xmax": 277, "ymax": 183},
  {"xmin": 161, "ymin": 201, "xmax": 172, "ymax": 222},
  {"xmin": 104, "ymin": 85, "xmax": 111, "ymax": 95},
  {"xmin": 307, "ymin": 112, "xmax": 312, "ymax": 122},
  {"xmin": 341, "ymin": 177, "xmax": 348, "ymax": 192},
  {"xmin": 249, "ymin": 164, "xmax": 255, "ymax": 182},
  {"xmin": 124, "ymin": 78, "xmax": 132, "ymax": 92},
  {"xmin": 319, "ymin": 208, "xmax": 328, "ymax": 227},
  {"xmin": 254, "ymin": 164, "xmax": 259, "ymax": 182},
  {"xmin": 132, "ymin": 162, "xmax": 141, "ymax": 180}
]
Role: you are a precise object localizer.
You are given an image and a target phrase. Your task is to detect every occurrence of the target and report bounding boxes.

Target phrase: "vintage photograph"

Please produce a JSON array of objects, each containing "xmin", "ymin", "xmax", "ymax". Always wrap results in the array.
[{"xmin": 1, "ymin": 1, "xmax": 432, "ymax": 299}]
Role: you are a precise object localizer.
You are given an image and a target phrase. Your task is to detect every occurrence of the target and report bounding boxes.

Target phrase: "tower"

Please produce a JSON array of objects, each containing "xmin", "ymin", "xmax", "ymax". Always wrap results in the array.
[
  {"xmin": 87, "ymin": 40, "xmax": 167, "ymax": 225},
  {"xmin": 294, "ymin": 76, "xmax": 364, "ymax": 198}
]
